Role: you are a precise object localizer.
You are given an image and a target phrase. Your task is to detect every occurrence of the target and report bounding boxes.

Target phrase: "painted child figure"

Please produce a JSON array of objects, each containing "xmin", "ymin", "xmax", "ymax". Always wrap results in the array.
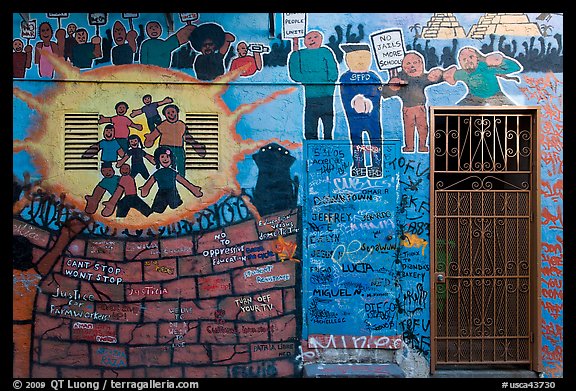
[
  {"xmin": 82, "ymin": 124, "xmax": 125, "ymax": 165},
  {"xmin": 99, "ymin": 101, "xmax": 143, "ymax": 153},
  {"xmin": 130, "ymin": 94, "xmax": 174, "ymax": 133},
  {"xmin": 115, "ymin": 134, "xmax": 155, "ymax": 179},
  {"xmin": 101, "ymin": 163, "xmax": 153, "ymax": 218},
  {"xmin": 84, "ymin": 162, "xmax": 120, "ymax": 215},
  {"xmin": 139, "ymin": 146, "xmax": 203, "ymax": 214}
]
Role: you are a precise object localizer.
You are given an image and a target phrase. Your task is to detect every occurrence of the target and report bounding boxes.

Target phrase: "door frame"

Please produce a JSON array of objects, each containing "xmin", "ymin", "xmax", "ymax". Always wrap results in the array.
[{"xmin": 428, "ymin": 106, "xmax": 542, "ymax": 373}]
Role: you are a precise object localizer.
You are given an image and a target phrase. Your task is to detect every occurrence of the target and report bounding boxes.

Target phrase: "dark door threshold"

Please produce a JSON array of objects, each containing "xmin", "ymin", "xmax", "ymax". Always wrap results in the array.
[{"xmin": 431, "ymin": 365, "xmax": 538, "ymax": 378}]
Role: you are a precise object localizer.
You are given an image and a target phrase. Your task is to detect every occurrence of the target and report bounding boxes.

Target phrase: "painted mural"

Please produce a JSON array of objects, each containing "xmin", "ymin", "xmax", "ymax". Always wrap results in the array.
[{"xmin": 13, "ymin": 12, "xmax": 563, "ymax": 379}]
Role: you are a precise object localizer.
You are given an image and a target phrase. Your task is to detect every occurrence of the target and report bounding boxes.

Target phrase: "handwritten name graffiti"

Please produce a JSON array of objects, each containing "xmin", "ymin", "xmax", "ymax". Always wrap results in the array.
[
  {"xmin": 307, "ymin": 297, "xmax": 346, "ymax": 325},
  {"xmin": 95, "ymin": 347, "xmax": 127, "ymax": 368},
  {"xmin": 305, "ymin": 142, "xmax": 403, "ymax": 336},
  {"xmin": 253, "ymin": 342, "xmax": 295, "ymax": 358},
  {"xmin": 144, "ymin": 260, "xmax": 174, "ymax": 275},
  {"xmin": 313, "ymin": 193, "xmax": 374, "ymax": 206},
  {"xmin": 13, "ymin": 221, "xmax": 41, "ymax": 241},
  {"xmin": 230, "ymin": 360, "xmax": 278, "ymax": 378},
  {"xmin": 300, "ymin": 334, "xmax": 403, "ymax": 363},
  {"xmin": 308, "ymin": 232, "xmax": 340, "ymax": 244},
  {"xmin": 312, "ymin": 287, "xmax": 362, "ymax": 298},
  {"xmin": 364, "ymin": 300, "xmax": 396, "ymax": 330},
  {"xmin": 309, "ymin": 265, "xmax": 334, "ymax": 285},
  {"xmin": 400, "ymin": 233, "xmax": 428, "ymax": 256},
  {"xmin": 308, "ymin": 334, "xmax": 402, "ymax": 350},
  {"xmin": 72, "ymin": 323, "xmax": 117, "ymax": 343}
]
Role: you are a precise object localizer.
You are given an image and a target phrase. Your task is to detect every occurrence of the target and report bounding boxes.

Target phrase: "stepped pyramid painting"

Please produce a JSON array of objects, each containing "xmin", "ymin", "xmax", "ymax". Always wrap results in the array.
[
  {"xmin": 419, "ymin": 13, "xmax": 542, "ymax": 40},
  {"xmin": 467, "ymin": 13, "xmax": 542, "ymax": 38},
  {"xmin": 420, "ymin": 13, "xmax": 467, "ymax": 39}
]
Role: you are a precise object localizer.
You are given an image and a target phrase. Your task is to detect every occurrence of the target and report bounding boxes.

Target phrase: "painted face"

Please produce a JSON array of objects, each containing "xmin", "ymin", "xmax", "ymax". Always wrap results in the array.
[
  {"xmin": 113, "ymin": 21, "xmax": 127, "ymax": 44},
  {"xmin": 201, "ymin": 38, "xmax": 216, "ymax": 55},
  {"xmin": 116, "ymin": 103, "xmax": 128, "ymax": 115},
  {"xmin": 103, "ymin": 126, "xmax": 115, "ymax": 139},
  {"xmin": 101, "ymin": 167, "xmax": 115, "ymax": 177},
  {"xmin": 402, "ymin": 53, "xmax": 424, "ymax": 77},
  {"xmin": 129, "ymin": 137, "xmax": 140, "ymax": 148},
  {"xmin": 159, "ymin": 152, "xmax": 172, "ymax": 167},
  {"xmin": 164, "ymin": 107, "xmax": 179, "ymax": 122},
  {"xmin": 146, "ymin": 22, "xmax": 162, "ymax": 39},
  {"xmin": 237, "ymin": 42, "xmax": 248, "ymax": 57},
  {"xmin": 459, "ymin": 48, "xmax": 479, "ymax": 71},
  {"xmin": 304, "ymin": 31, "xmax": 323, "ymax": 49},
  {"xmin": 75, "ymin": 30, "xmax": 88, "ymax": 44},
  {"xmin": 143, "ymin": 96, "xmax": 152, "ymax": 104},
  {"xmin": 13, "ymin": 39, "xmax": 23, "ymax": 52},
  {"xmin": 345, "ymin": 50, "xmax": 372, "ymax": 73},
  {"xmin": 67, "ymin": 23, "xmax": 77, "ymax": 36},
  {"xmin": 39, "ymin": 23, "xmax": 53, "ymax": 41},
  {"xmin": 120, "ymin": 164, "xmax": 130, "ymax": 175}
]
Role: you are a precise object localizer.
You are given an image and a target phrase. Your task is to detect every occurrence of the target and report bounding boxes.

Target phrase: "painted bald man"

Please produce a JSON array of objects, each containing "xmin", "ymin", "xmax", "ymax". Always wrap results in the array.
[{"xmin": 288, "ymin": 30, "xmax": 338, "ymax": 140}]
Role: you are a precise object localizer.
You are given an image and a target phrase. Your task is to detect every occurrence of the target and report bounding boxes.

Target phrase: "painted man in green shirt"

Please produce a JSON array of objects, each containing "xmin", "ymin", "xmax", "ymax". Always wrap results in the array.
[
  {"xmin": 443, "ymin": 46, "xmax": 522, "ymax": 106},
  {"xmin": 288, "ymin": 30, "xmax": 338, "ymax": 140}
]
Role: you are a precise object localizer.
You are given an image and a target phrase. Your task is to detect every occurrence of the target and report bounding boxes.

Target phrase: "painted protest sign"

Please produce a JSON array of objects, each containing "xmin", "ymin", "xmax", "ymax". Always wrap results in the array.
[
  {"xmin": 282, "ymin": 13, "xmax": 307, "ymax": 39},
  {"xmin": 370, "ymin": 28, "xmax": 405, "ymax": 71}
]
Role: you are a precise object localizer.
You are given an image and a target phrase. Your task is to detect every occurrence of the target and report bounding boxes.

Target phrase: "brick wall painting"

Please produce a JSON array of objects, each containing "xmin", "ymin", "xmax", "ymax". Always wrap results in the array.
[
  {"xmin": 13, "ymin": 13, "xmax": 563, "ymax": 378},
  {"xmin": 14, "ymin": 206, "xmax": 302, "ymax": 378}
]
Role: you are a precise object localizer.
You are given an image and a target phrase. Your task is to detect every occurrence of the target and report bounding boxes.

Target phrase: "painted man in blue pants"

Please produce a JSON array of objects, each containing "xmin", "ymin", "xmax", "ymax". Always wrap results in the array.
[{"xmin": 339, "ymin": 43, "xmax": 384, "ymax": 178}]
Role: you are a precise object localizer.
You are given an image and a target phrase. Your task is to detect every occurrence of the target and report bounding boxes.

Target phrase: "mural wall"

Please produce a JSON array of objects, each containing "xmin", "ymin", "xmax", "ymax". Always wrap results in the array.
[{"xmin": 13, "ymin": 12, "xmax": 563, "ymax": 378}]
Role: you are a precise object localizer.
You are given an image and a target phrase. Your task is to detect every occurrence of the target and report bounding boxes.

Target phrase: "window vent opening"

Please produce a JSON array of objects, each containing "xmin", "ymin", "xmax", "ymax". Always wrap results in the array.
[
  {"xmin": 64, "ymin": 113, "xmax": 99, "ymax": 171},
  {"xmin": 185, "ymin": 113, "xmax": 219, "ymax": 170}
]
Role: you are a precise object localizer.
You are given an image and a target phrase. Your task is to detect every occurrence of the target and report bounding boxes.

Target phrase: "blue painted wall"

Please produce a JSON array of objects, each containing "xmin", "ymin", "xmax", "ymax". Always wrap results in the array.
[{"xmin": 12, "ymin": 12, "xmax": 563, "ymax": 378}]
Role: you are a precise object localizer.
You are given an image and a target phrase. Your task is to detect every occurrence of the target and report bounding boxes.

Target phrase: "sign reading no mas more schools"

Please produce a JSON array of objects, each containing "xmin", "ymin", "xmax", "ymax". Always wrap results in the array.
[
  {"xmin": 21, "ymin": 19, "xmax": 36, "ymax": 40},
  {"xmin": 370, "ymin": 28, "xmax": 405, "ymax": 71},
  {"xmin": 282, "ymin": 13, "xmax": 307, "ymax": 39}
]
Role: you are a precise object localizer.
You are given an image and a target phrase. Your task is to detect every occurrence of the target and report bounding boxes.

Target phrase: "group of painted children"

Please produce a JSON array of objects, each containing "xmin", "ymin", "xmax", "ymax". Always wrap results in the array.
[{"xmin": 83, "ymin": 94, "xmax": 206, "ymax": 218}]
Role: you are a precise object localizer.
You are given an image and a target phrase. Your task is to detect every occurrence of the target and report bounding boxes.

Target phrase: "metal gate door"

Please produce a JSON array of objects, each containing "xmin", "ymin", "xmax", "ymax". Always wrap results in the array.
[{"xmin": 430, "ymin": 107, "xmax": 540, "ymax": 371}]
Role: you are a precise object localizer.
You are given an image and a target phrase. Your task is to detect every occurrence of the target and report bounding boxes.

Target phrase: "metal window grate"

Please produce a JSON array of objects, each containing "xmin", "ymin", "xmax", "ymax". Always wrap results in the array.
[
  {"xmin": 185, "ymin": 113, "xmax": 219, "ymax": 170},
  {"xmin": 64, "ymin": 113, "xmax": 100, "ymax": 170}
]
